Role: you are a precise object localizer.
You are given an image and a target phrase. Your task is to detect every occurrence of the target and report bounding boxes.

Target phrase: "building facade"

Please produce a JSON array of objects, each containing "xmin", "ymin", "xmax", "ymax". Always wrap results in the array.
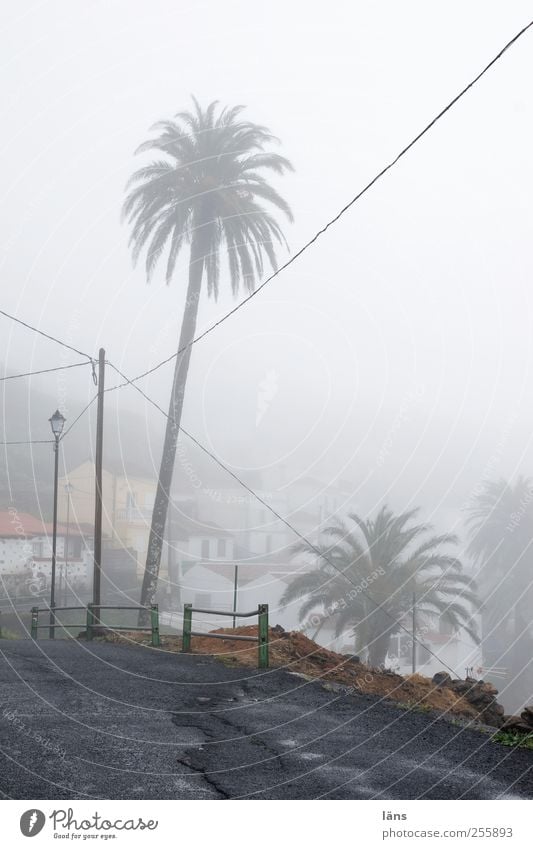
[
  {"xmin": 58, "ymin": 461, "xmax": 157, "ymax": 572},
  {"xmin": 0, "ymin": 509, "xmax": 92, "ymax": 597}
]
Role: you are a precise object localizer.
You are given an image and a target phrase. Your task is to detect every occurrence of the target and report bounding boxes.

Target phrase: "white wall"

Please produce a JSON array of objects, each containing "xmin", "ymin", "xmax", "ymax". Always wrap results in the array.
[{"xmin": 0, "ymin": 534, "xmax": 91, "ymax": 583}]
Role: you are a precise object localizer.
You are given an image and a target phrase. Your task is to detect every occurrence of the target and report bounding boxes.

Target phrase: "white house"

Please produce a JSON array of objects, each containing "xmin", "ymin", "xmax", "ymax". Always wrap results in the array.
[
  {"xmin": 161, "ymin": 556, "xmax": 306, "ymax": 634},
  {"xmin": 0, "ymin": 509, "xmax": 92, "ymax": 596}
]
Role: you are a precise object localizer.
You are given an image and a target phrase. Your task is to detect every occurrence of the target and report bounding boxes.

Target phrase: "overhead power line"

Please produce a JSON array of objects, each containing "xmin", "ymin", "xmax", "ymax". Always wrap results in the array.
[
  {"xmin": 0, "ymin": 439, "xmax": 54, "ymax": 445},
  {"xmin": 107, "ymin": 360, "xmax": 458, "ymax": 677},
  {"xmin": 59, "ymin": 395, "xmax": 98, "ymax": 441},
  {"xmin": 0, "ymin": 309, "xmax": 94, "ymax": 362},
  {"xmin": 0, "ymin": 361, "xmax": 89, "ymax": 382},
  {"xmin": 110, "ymin": 18, "xmax": 533, "ymax": 392},
  {"xmin": 0, "ymin": 395, "xmax": 97, "ymax": 448},
  {"xmin": 2, "ymin": 21, "xmax": 531, "ymax": 398}
]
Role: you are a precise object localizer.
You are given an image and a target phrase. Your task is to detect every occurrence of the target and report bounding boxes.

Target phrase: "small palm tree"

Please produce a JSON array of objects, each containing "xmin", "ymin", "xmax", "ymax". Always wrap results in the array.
[
  {"xmin": 123, "ymin": 98, "xmax": 293, "ymax": 609},
  {"xmin": 282, "ymin": 506, "xmax": 479, "ymax": 667}
]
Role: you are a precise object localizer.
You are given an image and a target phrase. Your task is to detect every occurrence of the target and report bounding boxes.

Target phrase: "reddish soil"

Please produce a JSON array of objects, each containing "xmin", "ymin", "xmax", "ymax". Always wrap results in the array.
[{"xmin": 101, "ymin": 623, "xmax": 479, "ymax": 719}]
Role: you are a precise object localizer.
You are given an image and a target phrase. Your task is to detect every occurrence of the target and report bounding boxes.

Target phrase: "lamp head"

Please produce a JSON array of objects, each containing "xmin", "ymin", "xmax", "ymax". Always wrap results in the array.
[{"xmin": 49, "ymin": 409, "xmax": 66, "ymax": 438}]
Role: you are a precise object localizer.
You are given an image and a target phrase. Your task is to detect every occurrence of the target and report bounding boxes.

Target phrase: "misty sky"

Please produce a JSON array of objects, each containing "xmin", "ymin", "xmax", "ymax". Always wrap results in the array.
[{"xmin": 1, "ymin": 1, "xmax": 533, "ymax": 541}]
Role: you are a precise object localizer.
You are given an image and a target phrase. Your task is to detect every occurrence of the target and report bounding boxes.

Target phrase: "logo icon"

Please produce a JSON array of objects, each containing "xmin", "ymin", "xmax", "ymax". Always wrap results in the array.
[{"xmin": 20, "ymin": 810, "xmax": 45, "ymax": 837}]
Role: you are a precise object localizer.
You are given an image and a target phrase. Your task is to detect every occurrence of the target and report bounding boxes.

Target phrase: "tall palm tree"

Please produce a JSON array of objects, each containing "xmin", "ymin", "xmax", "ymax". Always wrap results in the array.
[
  {"xmin": 282, "ymin": 506, "xmax": 479, "ymax": 667},
  {"xmin": 466, "ymin": 477, "xmax": 533, "ymax": 709},
  {"xmin": 123, "ymin": 98, "xmax": 293, "ymax": 610}
]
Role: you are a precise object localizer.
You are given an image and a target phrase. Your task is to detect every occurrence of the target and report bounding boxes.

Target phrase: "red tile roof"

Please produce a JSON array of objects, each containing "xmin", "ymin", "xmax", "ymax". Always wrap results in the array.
[{"xmin": 0, "ymin": 511, "xmax": 77, "ymax": 538}]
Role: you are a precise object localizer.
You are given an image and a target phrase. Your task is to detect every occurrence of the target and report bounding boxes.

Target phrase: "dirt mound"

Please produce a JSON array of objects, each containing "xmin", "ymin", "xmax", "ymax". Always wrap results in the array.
[
  {"xmin": 180, "ymin": 625, "xmax": 482, "ymax": 720},
  {"xmin": 99, "ymin": 623, "xmax": 501, "ymax": 722}
]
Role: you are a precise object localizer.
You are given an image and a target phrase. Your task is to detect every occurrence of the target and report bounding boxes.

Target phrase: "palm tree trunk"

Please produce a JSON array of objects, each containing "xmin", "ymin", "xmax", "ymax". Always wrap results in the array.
[
  {"xmin": 139, "ymin": 234, "xmax": 204, "ymax": 619},
  {"xmin": 368, "ymin": 621, "xmax": 394, "ymax": 669}
]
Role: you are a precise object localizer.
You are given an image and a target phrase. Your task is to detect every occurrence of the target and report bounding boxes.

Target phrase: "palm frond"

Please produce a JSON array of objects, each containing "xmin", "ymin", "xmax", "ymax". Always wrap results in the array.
[{"xmin": 123, "ymin": 96, "xmax": 293, "ymax": 294}]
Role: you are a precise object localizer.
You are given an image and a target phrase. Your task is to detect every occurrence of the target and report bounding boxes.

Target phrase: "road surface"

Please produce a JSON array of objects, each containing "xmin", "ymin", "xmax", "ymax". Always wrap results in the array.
[{"xmin": 0, "ymin": 639, "xmax": 532, "ymax": 799}]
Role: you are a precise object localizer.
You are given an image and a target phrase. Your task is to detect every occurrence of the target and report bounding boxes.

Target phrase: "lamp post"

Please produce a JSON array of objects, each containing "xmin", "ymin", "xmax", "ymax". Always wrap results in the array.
[
  {"xmin": 49, "ymin": 409, "xmax": 66, "ymax": 639},
  {"xmin": 63, "ymin": 482, "xmax": 73, "ymax": 606}
]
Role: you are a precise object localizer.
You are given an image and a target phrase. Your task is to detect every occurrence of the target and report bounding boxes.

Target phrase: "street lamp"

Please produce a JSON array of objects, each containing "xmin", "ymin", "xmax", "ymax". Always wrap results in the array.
[
  {"xmin": 48, "ymin": 409, "xmax": 66, "ymax": 639},
  {"xmin": 63, "ymin": 482, "xmax": 73, "ymax": 606}
]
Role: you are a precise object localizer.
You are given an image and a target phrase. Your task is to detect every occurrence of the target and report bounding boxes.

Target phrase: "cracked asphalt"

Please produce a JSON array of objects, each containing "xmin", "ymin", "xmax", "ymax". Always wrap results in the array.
[{"xmin": 0, "ymin": 639, "xmax": 532, "ymax": 799}]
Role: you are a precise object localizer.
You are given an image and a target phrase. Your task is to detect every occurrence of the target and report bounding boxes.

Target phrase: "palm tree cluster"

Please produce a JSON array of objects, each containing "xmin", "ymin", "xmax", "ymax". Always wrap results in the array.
[{"xmin": 281, "ymin": 506, "xmax": 479, "ymax": 668}]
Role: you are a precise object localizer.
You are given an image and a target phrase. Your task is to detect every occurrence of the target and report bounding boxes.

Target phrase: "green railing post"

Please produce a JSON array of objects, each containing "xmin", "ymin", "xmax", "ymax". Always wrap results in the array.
[
  {"xmin": 150, "ymin": 604, "xmax": 160, "ymax": 647},
  {"xmin": 182, "ymin": 603, "xmax": 192, "ymax": 652},
  {"xmin": 30, "ymin": 606, "xmax": 39, "ymax": 640},
  {"xmin": 86, "ymin": 604, "xmax": 94, "ymax": 641},
  {"xmin": 258, "ymin": 604, "xmax": 269, "ymax": 669}
]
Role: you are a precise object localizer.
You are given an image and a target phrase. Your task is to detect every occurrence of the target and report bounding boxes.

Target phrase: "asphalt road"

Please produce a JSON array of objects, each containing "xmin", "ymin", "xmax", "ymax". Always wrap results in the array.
[{"xmin": 0, "ymin": 639, "xmax": 532, "ymax": 800}]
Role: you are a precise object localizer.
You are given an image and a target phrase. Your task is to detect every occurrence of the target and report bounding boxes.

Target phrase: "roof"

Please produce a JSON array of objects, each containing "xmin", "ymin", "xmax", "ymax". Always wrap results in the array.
[
  {"xmin": 0, "ymin": 511, "xmax": 82, "ymax": 538},
  {"xmin": 201, "ymin": 560, "xmax": 304, "ymax": 585},
  {"xmin": 61, "ymin": 460, "xmax": 156, "ymax": 484}
]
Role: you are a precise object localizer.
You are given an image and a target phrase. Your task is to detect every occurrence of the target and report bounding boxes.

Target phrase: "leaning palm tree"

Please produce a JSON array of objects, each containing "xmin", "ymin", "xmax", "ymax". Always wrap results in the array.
[
  {"xmin": 282, "ymin": 506, "xmax": 479, "ymax": 667},
  {"xmin": 123, "ymin": 98, "xmax": 293, "ymax": 609}
]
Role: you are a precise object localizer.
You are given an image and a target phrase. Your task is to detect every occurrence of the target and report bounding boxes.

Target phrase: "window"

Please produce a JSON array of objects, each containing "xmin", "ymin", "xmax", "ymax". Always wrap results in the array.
[
  {"xmin": 265, "ymin": 534, "xmax": 272, "ymax": 554},
  {"xmin": 32, "ymin": 541, "xmax": 43, "ymax": 558},
  {"xmin": 201, "ymin": 539, "xmax": 210, "ymax": 559},
  {"xmin": 217, "ymin": 538, "xmax": 226, "ymax": 558},
  {"xmin": 126, "ymin": 492, "xmax": 137, "ymax": 519}
]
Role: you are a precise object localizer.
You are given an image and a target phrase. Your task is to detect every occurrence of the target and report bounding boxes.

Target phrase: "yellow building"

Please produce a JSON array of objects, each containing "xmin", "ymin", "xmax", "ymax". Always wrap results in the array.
[{"xmin": 58, "ymin": 461, "xmax": 157, "ymax": 572}]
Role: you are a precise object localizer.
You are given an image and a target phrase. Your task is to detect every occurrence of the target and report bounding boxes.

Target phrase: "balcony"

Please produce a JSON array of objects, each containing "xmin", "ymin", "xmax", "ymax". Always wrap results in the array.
[{"xmin": 116, "ymin": 507, "xmax": 152, "ymax": 523}]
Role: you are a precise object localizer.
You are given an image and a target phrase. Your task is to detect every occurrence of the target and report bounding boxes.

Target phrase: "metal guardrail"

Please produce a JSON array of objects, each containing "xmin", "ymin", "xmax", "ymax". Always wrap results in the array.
[
  {"xmin": 30, "ymin": 606, "xmax": 86, "ymax": 639},
  {"xmin": 30, "ymin": 604, "xmax": 160, "ymax": 647},
  {"xmin": 182, "ymin": 603, "xmax": 269, "ymax": 668}
]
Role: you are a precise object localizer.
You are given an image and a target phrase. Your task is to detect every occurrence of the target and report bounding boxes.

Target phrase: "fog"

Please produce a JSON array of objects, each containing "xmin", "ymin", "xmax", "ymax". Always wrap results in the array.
[{"xmin": 1, "ymin": 1, "xmax": 533, "ymax": 714}]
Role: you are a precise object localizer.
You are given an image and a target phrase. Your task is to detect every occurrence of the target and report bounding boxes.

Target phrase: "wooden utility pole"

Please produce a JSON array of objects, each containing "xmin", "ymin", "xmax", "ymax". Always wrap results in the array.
[
  {"xmin": 167, "ymin": 499, "xmax": 174, "ymax": 604},
  {"xmin": 92, "ymin": 348, "xmax": 105, "ymax": 616},
  {"xmin": 232, "ymin": 563, "xmax": 239, "ymax": 628}
]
